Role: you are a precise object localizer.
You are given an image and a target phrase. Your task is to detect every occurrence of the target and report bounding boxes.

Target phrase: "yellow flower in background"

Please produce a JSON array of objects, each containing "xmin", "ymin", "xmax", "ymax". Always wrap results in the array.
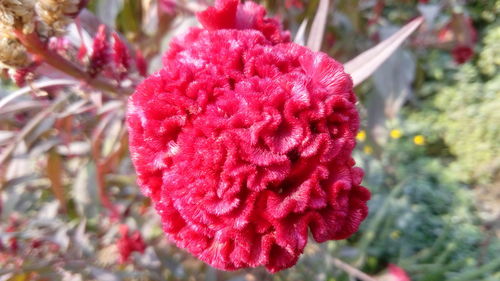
[
  {"xmin": 390, "ymin": 230, "xmax": 401, "ymax": 240},
  {"xmin": 356, "ymin": 130, "xmax": 366, "ymax": 142},
  {"xmin": 414, "ymin": 135, "xmax": 425, "ymax": 146},
  {"xmin": 363, "ymin": 145, "xmax": 373, "ymax": 155},
  {"xmin": 390, "ymin": 129, "xmax": 403, "ymax": 139}
]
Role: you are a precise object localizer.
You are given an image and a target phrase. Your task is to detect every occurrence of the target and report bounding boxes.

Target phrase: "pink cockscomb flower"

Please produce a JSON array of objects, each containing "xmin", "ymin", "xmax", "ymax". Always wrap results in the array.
[{"xmin": 127, "ymin": 0, "xmax": 370, "ymax": 273}]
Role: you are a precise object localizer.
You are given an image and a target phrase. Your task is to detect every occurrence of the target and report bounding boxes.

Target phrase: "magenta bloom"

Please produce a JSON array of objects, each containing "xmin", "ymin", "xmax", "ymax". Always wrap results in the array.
[
  {"xmin": 127, "ymin": 0, "xmax": 370, "ymax": 272},
  {"xmin": 117, "ymin": 225, "xmax": 146, "ymax": 264}
]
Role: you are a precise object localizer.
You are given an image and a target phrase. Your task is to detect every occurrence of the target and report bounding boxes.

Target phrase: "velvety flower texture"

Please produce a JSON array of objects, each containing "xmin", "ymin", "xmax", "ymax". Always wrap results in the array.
[{"xmin": 127, "ymin": 0, "xmax": 370, "ymax": 273}]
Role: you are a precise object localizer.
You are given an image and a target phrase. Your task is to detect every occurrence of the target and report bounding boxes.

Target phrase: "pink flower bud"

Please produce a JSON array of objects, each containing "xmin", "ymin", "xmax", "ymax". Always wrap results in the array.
[
  {"xmin": 135, "ymin": 49, "xmax": 147, "ymax": 77},
  {"xmin": 77, "ymin": 43, "xmax": 87, "ymax": 62},
  {"xmin": 112, "ymin": 33, "xmax": 130, "ymax": 79}
]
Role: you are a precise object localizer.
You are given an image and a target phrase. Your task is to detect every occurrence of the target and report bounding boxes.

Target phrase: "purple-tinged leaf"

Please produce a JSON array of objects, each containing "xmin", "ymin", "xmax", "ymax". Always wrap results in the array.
[
  {"xmin": 344, "ymin": 17, "xmax": 423, "ymax": 86},
  {"xmin": 0, "ymin": 96, "xmax": 66, "ymax": 167},
  {"xmin": 0, "ymin": 79, "xmax": 76, "ymax": 109},
  {"xmin": 0, "ymin": 101, "xmax": 46, "ymax": 115}
]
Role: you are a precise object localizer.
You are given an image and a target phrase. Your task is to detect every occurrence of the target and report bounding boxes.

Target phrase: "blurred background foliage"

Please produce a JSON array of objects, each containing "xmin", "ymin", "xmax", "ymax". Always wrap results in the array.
[{"xmin": 0, "ymin": 0, "xmax": 499, "ymax": 280}]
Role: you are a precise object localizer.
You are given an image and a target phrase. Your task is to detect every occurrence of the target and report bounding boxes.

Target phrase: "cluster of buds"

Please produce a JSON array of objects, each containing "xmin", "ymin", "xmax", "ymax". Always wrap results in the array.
[
  {"xmin": 0, "ymin": 0, "xmax": 86, "ymax": 82},
  {"xmin": 83, "ymin": 24, "xmax": 148, "ymax": 84},
  {"xmin": 0, "ymin": 0, "xmax": 144, "ymax": 91}
]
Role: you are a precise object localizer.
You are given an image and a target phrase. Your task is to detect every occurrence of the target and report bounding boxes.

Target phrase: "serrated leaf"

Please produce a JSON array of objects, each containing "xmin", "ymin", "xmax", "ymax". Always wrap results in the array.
[
  {"xmin": 307, "ymin": 0, "xmax": 331, "ymax": 52},
  {"xmin": 344, "ymin": 17, "xmax": 423, "ymax": 86}
]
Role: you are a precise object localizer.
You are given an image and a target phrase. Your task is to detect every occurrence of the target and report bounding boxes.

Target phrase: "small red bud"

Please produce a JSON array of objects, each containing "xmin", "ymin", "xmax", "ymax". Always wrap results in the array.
[
  {"xmin": 77, "ymin": 43, "xmax": 88, "ymax": 62},
  {"xmin": 135, "ymin": 50, "xmax": 147, "ymax": 77},
  {"xmin": 112, "ymin": 33, "xmax": 130, "ymax": 79},
  {"xmin": 88, "ymin": 25, "xmax": 109, "ymax": 78}
]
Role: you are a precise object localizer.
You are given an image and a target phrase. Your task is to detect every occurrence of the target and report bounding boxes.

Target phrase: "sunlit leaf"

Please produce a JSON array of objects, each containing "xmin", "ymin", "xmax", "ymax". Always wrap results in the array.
[
  {"xmin": 294, "ymin": 19, "xmax": 308, "ymax": 46},
  {"xmin": 307, "ymin": 0, "xmax": 331, "ymax": 52},
  {"xmin": 344, "ymin": 17, "xmax": 423, "ymax": 86}
]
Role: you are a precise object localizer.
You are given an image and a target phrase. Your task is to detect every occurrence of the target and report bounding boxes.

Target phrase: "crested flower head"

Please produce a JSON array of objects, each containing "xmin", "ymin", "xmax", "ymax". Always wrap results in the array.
[{"xmin": 127, "ymin": 0, "xmax": 370, "ymax": 273}]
